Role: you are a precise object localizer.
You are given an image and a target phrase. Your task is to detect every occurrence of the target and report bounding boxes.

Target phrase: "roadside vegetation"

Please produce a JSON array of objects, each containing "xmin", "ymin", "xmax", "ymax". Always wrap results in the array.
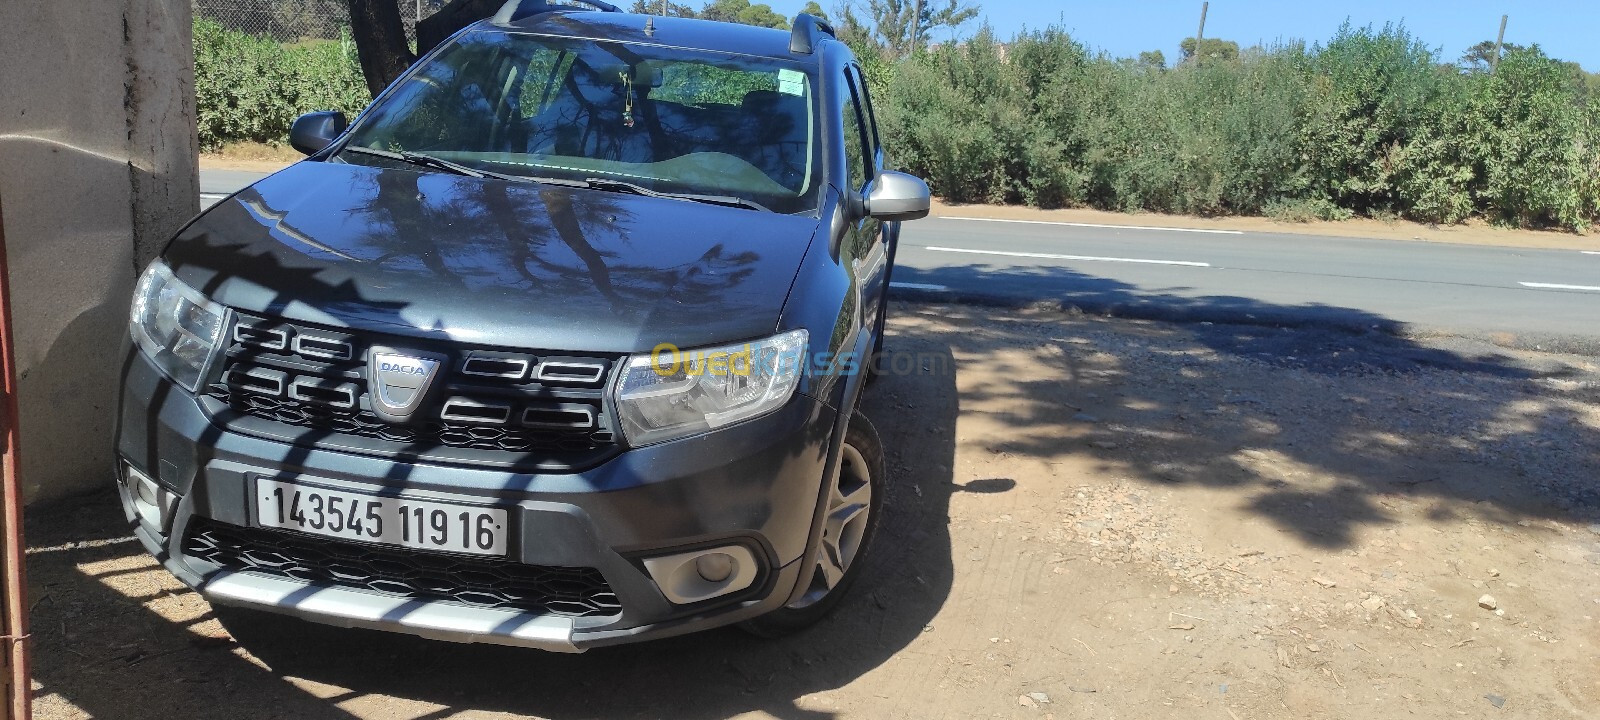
[
  {"xmin": 193, "ymin": 19, "xmax": 368, "ymax": 153},
  {"xmin": 871, "ymin": 24, "xmax": 1600, "ymax": 231},
  {"xmin": 193, "ymin": 7, "xmax": 1600, "ymax": 231}
]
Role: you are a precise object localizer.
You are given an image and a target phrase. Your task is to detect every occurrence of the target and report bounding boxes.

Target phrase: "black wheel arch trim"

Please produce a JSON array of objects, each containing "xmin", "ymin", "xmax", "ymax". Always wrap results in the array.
[{"xmin": 780, "ymin": 322, "xmax": 875, "ymax": 608}]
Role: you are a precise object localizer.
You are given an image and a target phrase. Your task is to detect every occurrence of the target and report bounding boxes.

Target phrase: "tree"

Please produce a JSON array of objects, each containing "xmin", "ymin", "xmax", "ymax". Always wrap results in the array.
[
  {"xmin": 1179, "ymin": 36, "xmax": 1238, "ymax": 64},
  {"xmin": 1137, "ymin": 49, "xmax": 1165, "ymax": 70},
  {"xmin": 348, "ymin": 0, "xmax": 416, "ymax": 97},
  {"xmin": 1460, "ymin": 39, "xmax": 1526, "ymax": 73},
  {"xmin": 416, "ymin": 0, "xmax": 501, "ymax": 56},
  {"xmin": 828, "ymin": 2, "xmax": 883, "ymax": 63},
  {"xmin": 1559, "ymin": 60, "xmax": 1600, "ymax": 98},
  {"xmin": 699, "ymin": 0, "xmax": 790, "ymax": 28},
  {"xmin": 629, "ymin": 0, "xmax": 697, "ymax": 17},
  {"xmin": 798, "ymin": 1, "xmax": 829, "ymax": 24},
  {"xmin": 862, "ymin": 0, "xmax": 979, "ymax": 57}
]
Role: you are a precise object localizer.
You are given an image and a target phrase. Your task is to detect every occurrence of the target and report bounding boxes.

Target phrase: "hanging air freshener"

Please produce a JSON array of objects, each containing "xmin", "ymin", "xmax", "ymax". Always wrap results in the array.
[{"xmin": 619, "ymin": 71, "xmax": 636, "ymax": 128}]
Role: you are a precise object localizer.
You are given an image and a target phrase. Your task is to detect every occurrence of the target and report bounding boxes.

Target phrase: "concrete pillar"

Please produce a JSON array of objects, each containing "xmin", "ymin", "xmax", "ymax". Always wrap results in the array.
[{"xmin": 0, "ymin": 1, "xmax": 199, "ymax": 503}]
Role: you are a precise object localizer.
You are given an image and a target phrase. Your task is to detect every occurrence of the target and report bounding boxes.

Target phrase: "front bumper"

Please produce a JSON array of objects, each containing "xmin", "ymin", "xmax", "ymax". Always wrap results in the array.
[{"xmin": 116, "ymin": 348, "xmax": 838, "ymax": 651}]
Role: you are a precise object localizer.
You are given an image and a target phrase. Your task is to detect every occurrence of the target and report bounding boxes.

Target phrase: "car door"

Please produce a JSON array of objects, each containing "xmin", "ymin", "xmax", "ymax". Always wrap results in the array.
[
  {"xmin": 838, "ymin": 65, "xmax": 889, "ymax": 353},
  {"xmin": 849, "ymin": 65, "xmax": 898, "ymax": 351}
]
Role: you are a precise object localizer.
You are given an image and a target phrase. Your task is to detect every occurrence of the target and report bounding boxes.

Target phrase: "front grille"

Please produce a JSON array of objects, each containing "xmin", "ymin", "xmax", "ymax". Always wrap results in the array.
[
  {"xmin": 203, "ymin": 313, "xmax": 620, "ymax": 468},
  {"xmin": 184, "ymin": 518, "xmax": 622, "ymax": 618},
  {"xmin": 211, "ymin": 392, "xmax": 607, "ymax": 453}
]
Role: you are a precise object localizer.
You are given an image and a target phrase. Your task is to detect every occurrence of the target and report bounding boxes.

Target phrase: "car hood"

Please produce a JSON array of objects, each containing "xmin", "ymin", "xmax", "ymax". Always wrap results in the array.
[{"xmin": 165, "ymin": 161, "xmax": 820, "ymax": 354}]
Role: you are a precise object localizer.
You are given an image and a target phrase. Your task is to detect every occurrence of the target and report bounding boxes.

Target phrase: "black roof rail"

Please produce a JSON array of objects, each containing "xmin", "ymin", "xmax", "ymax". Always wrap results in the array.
[
  {"xmin": 492, "ymin": 0, "xmax": 620, "ymax": 25},
  {"xmin": 789, "ymin": 13, "xmax": 835, "ymax": 55}
]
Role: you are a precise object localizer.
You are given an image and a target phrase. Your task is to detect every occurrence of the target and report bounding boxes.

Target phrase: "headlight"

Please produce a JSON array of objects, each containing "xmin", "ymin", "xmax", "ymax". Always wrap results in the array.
[
  {"xmin": 615, "ymin": 329, "xmax": 808, "ymax": 445},
  {"xmin": 130, "ymin": 261, "xmax": 226, "ymax": 391}
]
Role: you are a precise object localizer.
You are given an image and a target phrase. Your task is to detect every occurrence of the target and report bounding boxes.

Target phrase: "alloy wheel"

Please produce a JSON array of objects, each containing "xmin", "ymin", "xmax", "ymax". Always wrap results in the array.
[{"xmin": 790, "ymin": 441, "xmax": 874, "ymax": 609}]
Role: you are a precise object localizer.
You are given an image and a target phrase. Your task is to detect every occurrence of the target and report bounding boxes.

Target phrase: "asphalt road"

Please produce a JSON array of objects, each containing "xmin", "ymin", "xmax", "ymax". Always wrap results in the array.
[
  {"xmin": 200, "ymin": 169, "xmax": 272, "ymax": 203},
  {"xmin": 199, "ymin": 168, "xmax": 1600, "ymax": 348}
]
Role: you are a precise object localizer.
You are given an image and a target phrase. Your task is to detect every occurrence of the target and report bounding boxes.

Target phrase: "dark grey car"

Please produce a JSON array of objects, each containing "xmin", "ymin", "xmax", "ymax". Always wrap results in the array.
[{"xmin": 115, "ymin": 0, "xmax": 928, "ymax": 651}]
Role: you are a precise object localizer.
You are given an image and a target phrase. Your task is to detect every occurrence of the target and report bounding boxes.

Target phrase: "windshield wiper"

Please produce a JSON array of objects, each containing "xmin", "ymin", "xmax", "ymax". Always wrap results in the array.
[
  {"xmin": 342, "ymin": 145, "xmax": 529, "ymax": 183},
  {"xmin": 580, "ymin": 177, "xmax": 771, "ymax": 212},
  {"xmin": 338, "ymin": 149, "xmax": 772, "ymax": 210}
]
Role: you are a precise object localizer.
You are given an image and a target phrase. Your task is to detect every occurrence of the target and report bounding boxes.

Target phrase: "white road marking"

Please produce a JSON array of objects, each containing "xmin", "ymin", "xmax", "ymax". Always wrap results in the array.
[
  {"xmin": 1582, "ymin": 251, "xmax": 1600, "ymax": 255},
  {"xmin": 1519, "ymin": 281, "xmax": 1600, "ymax": 292},
  {"xmin": 924, "ymin": 245, "xmax": 1212, "ymax": 268},
  {"xmin": 938, "ymin": 215, "xmax": 1244, "ymax": 235},
  {"xmin": 889, "ymin": 281, "xmax": 951, "ymax": 292},
  {"xmin": 200, "ymin": 192, "xmax": 230, "ymax": 199}
]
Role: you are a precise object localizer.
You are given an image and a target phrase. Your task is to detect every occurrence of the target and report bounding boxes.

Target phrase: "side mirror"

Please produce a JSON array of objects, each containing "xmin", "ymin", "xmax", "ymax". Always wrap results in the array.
[
  {"xmin": 289, "ymin": 111, "xmax": 348, "ymax": 156},
  {"xmin": 863, "ymin": 171, "xmax": 931, "ymax": 222}
]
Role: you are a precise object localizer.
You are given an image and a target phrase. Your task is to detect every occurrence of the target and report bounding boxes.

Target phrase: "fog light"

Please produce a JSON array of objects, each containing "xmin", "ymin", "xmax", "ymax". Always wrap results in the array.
[
  {"xmin": 695, "ymin": 552, "xmax": 734, "ymax": 582},
  {"xmin": 123, "ymin": 464, "xmax": 177, "ymax": 532},
  {"xmin": 642, "ymin": 545, "xmax": 759, "ymax": 605}
]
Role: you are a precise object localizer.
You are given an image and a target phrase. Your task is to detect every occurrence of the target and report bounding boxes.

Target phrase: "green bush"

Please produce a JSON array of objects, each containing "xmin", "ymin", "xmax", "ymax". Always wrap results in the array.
[
  {"xmin": 1465, "ymin": 48, "xmax": 1592, "ymax": 229},
  {"xmin": 878, "ymin": 27, "xmax": 1098, "ymax": 208},
  {"xmin": 1265, "ymin": 196, "xmax": 1352, "ymax": 223},
  {"xmin": 193, "ymin": 19, "xmax": 368, "ymax": 151},
  {"xmin": 1298, "ymin": 24, "xmax": 1439, "ymax": 214},
  {"xmin": 876, "ymin": 22, "xmax": 1600, "ymax": 230}
]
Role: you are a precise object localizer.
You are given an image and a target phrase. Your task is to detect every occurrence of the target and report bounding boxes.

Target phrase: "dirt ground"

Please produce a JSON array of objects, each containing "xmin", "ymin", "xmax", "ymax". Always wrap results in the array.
[
  {"xmin": 26, "ymin": 302, "xmax": 1600, "ymax": 719},
  {"xmin": 201, "ymin": 142, "xmax": 303, "ymax": 171}
]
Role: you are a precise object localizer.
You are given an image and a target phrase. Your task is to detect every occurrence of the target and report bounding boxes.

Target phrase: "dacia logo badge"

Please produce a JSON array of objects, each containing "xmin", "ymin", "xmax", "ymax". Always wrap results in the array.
[
  {"xmin": 379, "ymin": 360, "xmax": 430, "ymax": 376},
  {"xmin": 368, "ymin": 347, "xmax": 443, "ymax": 423}
]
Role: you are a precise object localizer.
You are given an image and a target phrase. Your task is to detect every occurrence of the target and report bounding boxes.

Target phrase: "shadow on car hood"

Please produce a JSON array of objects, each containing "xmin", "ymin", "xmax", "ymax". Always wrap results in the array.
[{"xmin": 165, "ymin": 161, "xmax": 820, "ymax": 353}]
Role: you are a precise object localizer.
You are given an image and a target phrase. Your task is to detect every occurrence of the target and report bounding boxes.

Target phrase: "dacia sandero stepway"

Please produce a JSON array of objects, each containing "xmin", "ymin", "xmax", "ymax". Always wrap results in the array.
[{"xmin": 116, "ymin": 0, "xmax": 929, "ymax": 651}]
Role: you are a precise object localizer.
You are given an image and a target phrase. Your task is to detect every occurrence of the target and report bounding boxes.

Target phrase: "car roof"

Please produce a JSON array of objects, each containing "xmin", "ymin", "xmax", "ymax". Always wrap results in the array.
[{"xmin": 487, "ymin": 11, "xmax": 821, "ymax": 63}]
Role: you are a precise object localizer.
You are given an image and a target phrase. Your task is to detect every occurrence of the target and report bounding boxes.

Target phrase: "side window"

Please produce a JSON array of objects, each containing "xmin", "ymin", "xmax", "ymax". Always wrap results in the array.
[
  {"xmin": 849, "ymin": 66, "xmax": 882, "ymax": 163},
  {"xmin": 840, "ymin": 70, "xmax": 872, "ymax": 193}
]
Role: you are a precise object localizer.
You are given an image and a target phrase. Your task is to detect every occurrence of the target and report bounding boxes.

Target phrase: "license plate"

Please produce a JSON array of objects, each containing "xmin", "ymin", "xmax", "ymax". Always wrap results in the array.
[{"xmin": 254, "ymin": 478, "xmax": 508, "ymax": 556}]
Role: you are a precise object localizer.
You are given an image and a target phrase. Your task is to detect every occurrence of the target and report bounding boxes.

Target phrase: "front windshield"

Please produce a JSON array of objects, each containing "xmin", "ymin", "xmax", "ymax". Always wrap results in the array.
[{"xmin": 338, "ymin": 31, "xmax": 819, "ymax": 214}]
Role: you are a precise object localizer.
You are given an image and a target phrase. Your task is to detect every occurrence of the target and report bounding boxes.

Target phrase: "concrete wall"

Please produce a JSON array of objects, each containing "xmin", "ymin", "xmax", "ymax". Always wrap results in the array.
[{"xmin": 0, "ymin": 1, "xmax": 199, "ymax": 503}]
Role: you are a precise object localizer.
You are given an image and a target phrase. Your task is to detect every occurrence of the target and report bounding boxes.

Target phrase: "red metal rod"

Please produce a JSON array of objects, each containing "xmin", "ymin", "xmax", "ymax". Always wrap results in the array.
[{"xmin": 0, "ymin": 193, "xmax": 32, "ymax": 720}]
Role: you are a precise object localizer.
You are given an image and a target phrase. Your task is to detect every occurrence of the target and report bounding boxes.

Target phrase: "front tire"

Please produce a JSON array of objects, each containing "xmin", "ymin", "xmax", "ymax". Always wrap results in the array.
[{"xmin": 742, "ymin": 410, "xmax": 885, "ymax": 637}]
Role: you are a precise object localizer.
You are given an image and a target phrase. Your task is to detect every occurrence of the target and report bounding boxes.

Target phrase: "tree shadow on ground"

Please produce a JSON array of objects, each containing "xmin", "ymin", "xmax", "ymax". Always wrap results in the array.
[
  {"xmin": 890, "ymin": 261, "xmax": 1600, "ymax": 552},
  {"xmin": 25, "ymin": 510, "xmax": 366, "ymax": 719}
]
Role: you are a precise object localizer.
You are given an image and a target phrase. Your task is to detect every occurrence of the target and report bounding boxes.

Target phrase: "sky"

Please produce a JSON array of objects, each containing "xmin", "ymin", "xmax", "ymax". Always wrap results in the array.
[{"xmin": 760, "ymin": 0, "xmax": 1600, "ymax": 71}]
